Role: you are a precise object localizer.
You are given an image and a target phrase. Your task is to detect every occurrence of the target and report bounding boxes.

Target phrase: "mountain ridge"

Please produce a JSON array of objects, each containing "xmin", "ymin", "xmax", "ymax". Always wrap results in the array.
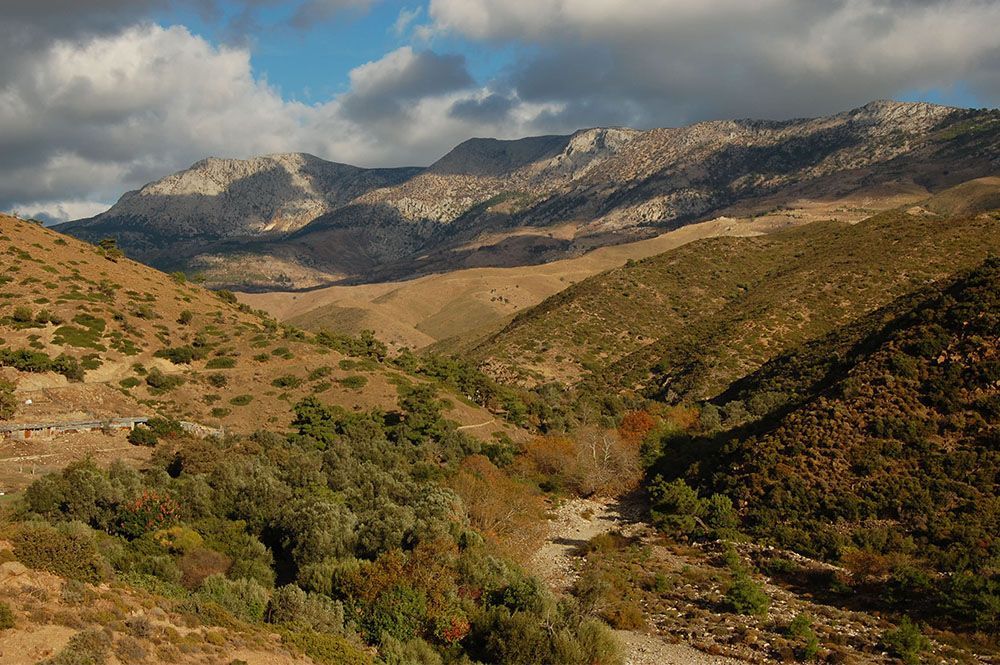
[{"xmin": 57, "ymin": 100, "xmax": 1000, "ymax": 289}]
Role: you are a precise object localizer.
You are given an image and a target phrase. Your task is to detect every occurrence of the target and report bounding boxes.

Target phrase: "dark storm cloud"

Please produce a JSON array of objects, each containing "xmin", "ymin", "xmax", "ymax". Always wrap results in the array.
[
  {"xmin": 449, "ymin": 94, "xmax": 517, "ymax": 123},
  {"xmin": 341, "ymin": 48, "xmax": 474, "ymax": 122},
  {"xmin": 430, "ymin": 0, "xmax": 1000, "ymax": 129}
]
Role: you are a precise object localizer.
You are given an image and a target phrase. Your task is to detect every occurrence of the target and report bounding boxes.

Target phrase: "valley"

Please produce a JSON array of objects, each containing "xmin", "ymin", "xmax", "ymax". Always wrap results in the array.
[{"xmin": 2, "ymin": 100, "xmax": 1000, "ymax": 665}]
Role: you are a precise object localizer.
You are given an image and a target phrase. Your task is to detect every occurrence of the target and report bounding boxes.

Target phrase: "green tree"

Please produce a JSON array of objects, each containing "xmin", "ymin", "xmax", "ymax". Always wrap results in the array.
[{"xmin": 0, "ymin": 378, "xmax": 17, "ymax": 420}]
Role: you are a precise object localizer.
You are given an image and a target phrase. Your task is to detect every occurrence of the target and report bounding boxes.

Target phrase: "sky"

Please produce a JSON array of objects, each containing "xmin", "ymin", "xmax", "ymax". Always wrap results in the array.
[{"xmin": 1, "ymin": 0, "xmax": 999, "ymax": 222}]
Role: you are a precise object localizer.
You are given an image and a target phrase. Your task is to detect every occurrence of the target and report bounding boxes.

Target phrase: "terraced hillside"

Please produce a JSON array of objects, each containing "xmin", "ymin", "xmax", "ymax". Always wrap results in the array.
[
  {"xmin": 471, "ymin": 182, "xmax": 1000, "ymax": 403},
  {"xmin": 0, "ymin": 214, "xmax": 502, "ymax": 438}
]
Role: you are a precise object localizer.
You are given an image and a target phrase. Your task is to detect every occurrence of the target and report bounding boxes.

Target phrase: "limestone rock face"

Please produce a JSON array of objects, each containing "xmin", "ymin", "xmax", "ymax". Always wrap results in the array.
[{"xmin": 57, "ymin": 101, "xmax": 1000, "ymax": 288}]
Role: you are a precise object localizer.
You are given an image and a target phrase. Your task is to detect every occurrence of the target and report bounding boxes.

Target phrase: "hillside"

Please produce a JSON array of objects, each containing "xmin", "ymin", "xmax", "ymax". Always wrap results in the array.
[
  {"xmin": 0, "ymin": 214, "xmax": 506, "ymax": 489},
  {"xmin": 470, "ymin": 183, "xmax": 1000, "ymax": 402},
  {"xmin": 648, "ymin": 257, "xmax": 1000, "ymax": 632},
  {"xmin": 58, "ymin": 101, "xmax": 1000, "ymax": 289}
]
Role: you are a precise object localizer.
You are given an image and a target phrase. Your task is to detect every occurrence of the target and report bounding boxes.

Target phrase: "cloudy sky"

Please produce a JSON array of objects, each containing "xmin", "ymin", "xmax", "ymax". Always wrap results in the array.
[{"xmin": 2, "ymin": 0, "xmax": 999, "ymax": 221}]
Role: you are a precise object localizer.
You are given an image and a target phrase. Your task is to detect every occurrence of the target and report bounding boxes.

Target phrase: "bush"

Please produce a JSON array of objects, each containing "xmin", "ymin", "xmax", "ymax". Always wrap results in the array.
[
  {"xmin": 230, "ymin": 394, "xmax": 253, "ymax": 406},
  {"xmin": 725, "ymin": 569, "xmax": 770, "ymax": 616},
  {"xmin": 206, "ymin": 356, "xmax": 237, "ymax": 369},
  {"xmin": 39, "ymin": 628, "xmax": 111, "ymax": 665},
  {"xmin": 13, "ymin": 522, "xmax": 109, "ymax": 583},
  {"xmin": 127, "ymin": 426, "xmax": 158, "ymax": 447},
  {"xmin": 272, "ymin": 375, "xmax": 303, "ymax": 389},
  {"xmin": 207, "ymin": 373, "xmax": 228, "ymax": 388},
  {"xmin": 0, "ymin": 600, "xmax": 14, "ymax": 630},
  {"xmin": 339, "ymin": 375, "xmax": 368, "ymax": 391},
  {"xmin": 267, "ymin": 584, "xmax": 344, "ymax": 633},
  {"xmin": 178, "ymin": 309, "xmax": 194, "ymax": 325},
  {"xmin": 197, "ymin": 574, "xmax": 270, "ymax": 623},
  {"xmin": 787, "ymin": 613, "xmax": 820, "ymax": 661},
  {"xmin": 145, "ymin": 367, "xmax": 184, "ymax": 391},
  {"xmin": 881, "ymin": 617, "xmax": 930, "ymax": 665},
  {"xmin": 0, "ymin": 378, "xmax": 16, "ymax": 420}
]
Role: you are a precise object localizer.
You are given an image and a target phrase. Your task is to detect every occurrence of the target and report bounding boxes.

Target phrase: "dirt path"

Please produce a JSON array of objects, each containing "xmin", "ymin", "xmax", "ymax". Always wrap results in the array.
[{"xmin": 530, "ymin": 497, "xmax": 748, "ymax": 665}]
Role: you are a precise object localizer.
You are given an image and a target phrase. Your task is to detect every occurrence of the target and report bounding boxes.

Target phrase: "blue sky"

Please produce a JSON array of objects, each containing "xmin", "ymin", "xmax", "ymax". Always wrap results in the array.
[{"xmin": 1, "ymin": 0, "xmax": 998, "ymax": 220}]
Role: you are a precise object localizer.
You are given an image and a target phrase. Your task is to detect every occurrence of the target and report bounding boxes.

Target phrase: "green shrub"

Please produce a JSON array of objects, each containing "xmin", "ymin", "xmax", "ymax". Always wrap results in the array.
[
  {"xmin": 197, "ymin": 575, "xmax": 270, "ymax": 623},
  {"xmin": 0, "ymin": 378, "xmax": 16, "ymax": 420},
  {"xmin": 725, "ymin": 569, "xmax": 770, "ymax": 616},
  {"xmin": 308, "ymin": 366, "xmax": 333, "ymax": 380},
  {"xmin": 339, "ymin": 375, "xmax": 368, "ymax": 391},
  {"xmin": 145, "ymin": 367, "xmax": 184, "ymax": 391},
  {"xmin": 211, "ymin": 407, "xmax": 232, "ymax": 418},
  {"xmin": 206, "ymin": 356, "xmax": 237, "ymax": 369},
  {"xmin": 881, "ymin": 617, "xmax": 930, "ymax": 665},
  {"xmin": 127, "ymin": 427, "xmax": 158, "ymax": 447},
  {"xmin": 267, "ymin": 584, "xmax": 344, "ymax": 633},
  {"xmin": 178, "ymin": 309, "xmax": 194, "ymax": 325},
  {"xmin": 216, "ymin": 290, "xmax": 238, "ymax": 304},
  {"xmin": 272, "ymin": 375, "xmax": 303, "ymax": 389},
  {"xmin": 280, "ymin": 630, "xmax": 375, "ymax": 665},
  {"xmin": 118, "ymin": 377, "xmax": 141, "ymax": 389},
  {"xmin": 787, "ymin": 613, "xmax": 820, "ymax": 661},
  {"xmin": 230, "ymin": 394, "xmax": 253, "ymax": 406},
  {"xmin": 0, "ymin": 600, "xmax": 14, "ymax": 630},
  {"xmin": 207, "ymin": 373, "xmax": 228, "ymax": 388},
  {"xmin": 39, "ymin": 628, "xmax": 111, "ymax": 665},
  {"xmin": 13, "ymin": 522, "xmax": 109, "ymax": 583}
]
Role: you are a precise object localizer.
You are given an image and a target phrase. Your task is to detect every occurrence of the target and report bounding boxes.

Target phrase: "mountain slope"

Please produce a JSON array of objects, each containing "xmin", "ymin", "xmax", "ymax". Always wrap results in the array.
[
  {"xmin": 648, "ymin": 257, "xmax": 1000, "ymax": 631},
  {"xmin": 0, "ymin": 214, "xmax": 502, "ymax": 444},
  {"xmin": 58, "ymin": 101, "xmax": 1000, "ymax": 288},
  {"xmin": 470, "ymin": 182, "xmax": 1000, "ymax": 399}
]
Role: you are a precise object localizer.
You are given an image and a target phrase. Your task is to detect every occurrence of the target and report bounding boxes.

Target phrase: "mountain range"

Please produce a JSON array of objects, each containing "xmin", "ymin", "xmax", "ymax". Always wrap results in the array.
[{"xmin": 57, "ymin": 100, "xmax": 1000, "ymax": 290}]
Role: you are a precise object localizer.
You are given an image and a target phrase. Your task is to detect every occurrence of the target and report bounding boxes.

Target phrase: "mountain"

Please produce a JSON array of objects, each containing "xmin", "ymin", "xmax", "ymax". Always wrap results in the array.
[
  {"xmin": 468, "ymin": 181, "xmax": 1000, "ymax": 399},
  {"xmin": 58, "ymin": 101, "xmax": 1000, "ymax": 289}
]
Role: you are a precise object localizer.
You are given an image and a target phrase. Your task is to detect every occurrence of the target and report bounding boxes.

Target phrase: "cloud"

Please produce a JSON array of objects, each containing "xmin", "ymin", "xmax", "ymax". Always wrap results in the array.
[
  {"xmin": 429, "ymin": 0, "xmax": 1000, "ymax": 125},
  {"xmin": 0, "ymin": 25, "xmax": 556, "ymax": 218},
  {"xmin": 392, "ymin": 6, "xmax": 423, "ymax": 37},
  {"xmin": 340, "ymin": 47, "xmax": 474, "ymax": 122}
]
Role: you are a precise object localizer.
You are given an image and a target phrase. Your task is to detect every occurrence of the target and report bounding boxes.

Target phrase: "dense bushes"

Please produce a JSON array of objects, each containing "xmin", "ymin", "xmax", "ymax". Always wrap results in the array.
[
  {"xmin": 15, "ymin": 390, "xmax": 620, "ymax": 664},
  {"xmin": 0, "ymin": 377, "xmax": 15, "ymax": 420}
]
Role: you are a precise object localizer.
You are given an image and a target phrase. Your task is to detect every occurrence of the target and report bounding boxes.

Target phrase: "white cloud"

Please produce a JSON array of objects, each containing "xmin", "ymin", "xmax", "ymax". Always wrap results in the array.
[{"xmin": 0, "ymin": 24, "xmax": 556, "ymax": 215}]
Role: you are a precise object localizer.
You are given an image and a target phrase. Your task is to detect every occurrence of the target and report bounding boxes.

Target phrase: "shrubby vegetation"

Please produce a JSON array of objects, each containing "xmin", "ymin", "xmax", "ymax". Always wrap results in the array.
[
  {"xmin": 13, "ymin": 388, "xmax": 621, "ymax": 664},
  {"xmin": 645, "ymin": 258, "xmax": 1000, "ymax": 631}
]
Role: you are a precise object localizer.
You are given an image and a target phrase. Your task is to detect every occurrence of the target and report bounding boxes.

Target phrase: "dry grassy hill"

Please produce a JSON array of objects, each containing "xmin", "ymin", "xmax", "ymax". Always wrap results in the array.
[
  {"xmin": 0, "ymin": 214, "xmax": 504, "ymax": 490},
  {"xmin": 244, "ymin": 185, "xmax": 924, "ymax": 351}
]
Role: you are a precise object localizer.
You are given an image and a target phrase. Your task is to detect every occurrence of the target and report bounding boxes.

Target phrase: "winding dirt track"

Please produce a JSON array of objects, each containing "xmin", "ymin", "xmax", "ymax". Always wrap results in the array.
[{"xmin": 529, "ymin": 498, "xmax": 747, "ymax": 665}]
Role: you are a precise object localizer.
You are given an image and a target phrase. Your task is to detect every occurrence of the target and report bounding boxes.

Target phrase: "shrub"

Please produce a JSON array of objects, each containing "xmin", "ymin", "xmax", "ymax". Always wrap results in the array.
[
  {"xmin": 206, "ymin": 373, "xmax": 228, "ymax": 388},
  {"xmin": 39, "ymin": 628, "xmax": 112, "ymax": 665},
  {"xmin": 788, "ymin": 613, "xmax": 820, "ymax": 661},
  {"xmin": 230, "ymin": 394, "xmax": 253, "ymax": 406},
  {"xmin": 725, "ymin": 569, "xmax": 770, "ymax": 617},
  {"xmin": 339, "ymin": 375, "xmax": 368, "ymax": 391},
  {"xmin": 197, "ymin": 574, "xmax": 270, "ymax": 623},
  {"xmin": 180, "ymin": 549, "xmax": 233, "ymax": 590},
  {"xmin": 119, "ymin": 377, "xmax": 141, "ymax": 389},
  {"xmin": 216, "ymin": 290, "xmax": 238, "ymax": 304},
  {"xmin": 0, "ymin": 378, "xmax": 16, "ymax": 420},
  {"xmin": 881, "ymin": 617, "xmax": 930, "ymax": 665},
  {"xmin": 178, "ymin": 309, "xmax": 194, "ymax": 325},
  {"xmin": 267, "ymin": 584, "xmax": 344, "ymax": 633},
  {"xmin": 116, "ymin": 491, "xmax": 180, "ymax": 538},
  {"xmin": 272, "ymin": 375, "xmax": 303, "ymax": 389},
  {"xmin": 11, "ymin": 305, "xmax": 34, "ymax": 323},
  {"xmin": 206, "ymin": 356, "xmax": 237, "ymax": 369},
  {"xmin": 145, "ymin": 367, "xmax": 184, "ymax": 391},
  {"xmin": 280, "ymin": 630, "xmax": 374, "ymax": 665},
  {"xmin": 127, "ymin": 427, "xmax": 158, "ymax": 447},
  {"xmin": 0, "ymin": 601, "xmax": 14, "ymax": 630},
  {"xmin": 13, "ymin": 522, "xmax": 109, "ymax": 583}
]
